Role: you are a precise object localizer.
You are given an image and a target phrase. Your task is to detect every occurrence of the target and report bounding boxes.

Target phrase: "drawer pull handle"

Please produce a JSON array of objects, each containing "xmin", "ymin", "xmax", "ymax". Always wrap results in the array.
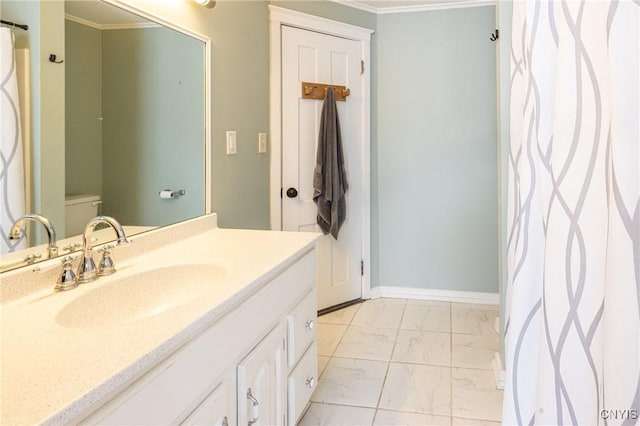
[
  {"xmin": 247, "ymin": 388, "xmax": 259, "ymax": 425},
  {"xmin": 306, "ymin": 377, "xmax": 316, "ymax": 389},
  {"xmin": 305, "ymin": 320, "xmax": 315, "ymax": 331}
]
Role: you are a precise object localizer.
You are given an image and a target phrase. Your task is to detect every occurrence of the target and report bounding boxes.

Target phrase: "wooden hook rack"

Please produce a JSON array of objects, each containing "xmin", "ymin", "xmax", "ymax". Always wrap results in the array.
[{"xmin": 301, "ymin": 82, "xmax": 350, "ymax": 102}]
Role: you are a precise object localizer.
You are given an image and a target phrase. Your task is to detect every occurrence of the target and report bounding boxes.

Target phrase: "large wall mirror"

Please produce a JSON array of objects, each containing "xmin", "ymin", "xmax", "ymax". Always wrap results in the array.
[{"xmin": 0, "ymin": 0, "xmax": 211, "ymax": 271}]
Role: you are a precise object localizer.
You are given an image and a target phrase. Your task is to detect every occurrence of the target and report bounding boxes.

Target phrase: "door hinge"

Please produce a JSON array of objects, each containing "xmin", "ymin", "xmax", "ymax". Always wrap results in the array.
[
  {"xmin": 280, "ymin": 187, "xmax": 283, "ymax": 199},
  {"xmin": 360, "ymin": 260, "xmax": 364, "ymax": 276},
  {"xmin": 360, "ymin": 60, "xmax": 365, "ymax": 75}
]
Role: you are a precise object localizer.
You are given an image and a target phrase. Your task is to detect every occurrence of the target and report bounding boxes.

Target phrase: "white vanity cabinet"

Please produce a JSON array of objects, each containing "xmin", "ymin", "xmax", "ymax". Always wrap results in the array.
[{"xmin": 83, "ymin": 249, "xmax": 316, "ymax": 426}]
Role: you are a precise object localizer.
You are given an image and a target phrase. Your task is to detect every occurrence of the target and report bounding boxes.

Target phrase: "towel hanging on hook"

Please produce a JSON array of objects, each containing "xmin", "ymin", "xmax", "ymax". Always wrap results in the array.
[{"xmin": 313, "ymin": 87, "xmax": 348, "ymax": 239}]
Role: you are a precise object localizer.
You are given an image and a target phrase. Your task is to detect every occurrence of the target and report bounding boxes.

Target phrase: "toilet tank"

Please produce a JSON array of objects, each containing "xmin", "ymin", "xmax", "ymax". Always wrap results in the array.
[{"xmin": 65, "ymin": 194, "xmax": 102, "ymax": 237}]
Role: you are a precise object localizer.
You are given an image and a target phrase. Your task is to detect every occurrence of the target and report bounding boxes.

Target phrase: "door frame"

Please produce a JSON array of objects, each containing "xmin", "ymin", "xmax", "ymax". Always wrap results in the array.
[{"xmin": 268, "ymin": 5, "xmax": 373, "ymax": 301}]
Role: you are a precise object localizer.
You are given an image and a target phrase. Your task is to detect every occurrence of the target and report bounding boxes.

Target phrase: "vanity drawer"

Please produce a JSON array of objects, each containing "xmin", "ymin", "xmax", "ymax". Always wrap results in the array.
[
  {"xmin": 287, "ymin": 342, "xmax": 318, "ymax": 425},
  {"xmin": 286, "ymin": 288, "xmax": 317, "ymax": 368}
]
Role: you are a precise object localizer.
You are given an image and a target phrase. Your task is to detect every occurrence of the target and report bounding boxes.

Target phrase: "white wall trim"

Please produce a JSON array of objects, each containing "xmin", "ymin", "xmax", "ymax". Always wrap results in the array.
[
  {"xmin": 328, "ymin": 0, "xmax": 496, "ymax": 14},
  {"xmin": 64, "ymin": 13, "xmax": 162, "ymax": 30},
  {"xmin": 370, "ymin": 286, "xmax": 500, "ymax": 305},
  {"xmin": 269, "ymin": 5, "xmax": 373, "ymax": 301}
]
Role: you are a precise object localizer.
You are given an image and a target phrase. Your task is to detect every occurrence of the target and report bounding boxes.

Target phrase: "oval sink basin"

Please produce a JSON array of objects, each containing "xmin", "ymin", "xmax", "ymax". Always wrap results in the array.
[{"xmin": 55, "ymin": 264, "xmax": 227, "ymax": 328}]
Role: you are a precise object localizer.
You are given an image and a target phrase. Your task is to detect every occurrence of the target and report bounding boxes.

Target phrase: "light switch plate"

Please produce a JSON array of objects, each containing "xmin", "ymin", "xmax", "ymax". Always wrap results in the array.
[{"xmin": 226, "ymin": 131, "xmax": 237, "ymax": 155}]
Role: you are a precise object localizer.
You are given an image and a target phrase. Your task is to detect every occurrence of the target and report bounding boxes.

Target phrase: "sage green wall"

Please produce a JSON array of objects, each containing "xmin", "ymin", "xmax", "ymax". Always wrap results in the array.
[
  {"xmin": 65, "ymin": 20, "xmax": 102, "ymax": 198},
  {"xmin": 207, "ymin": 1, "xmax": 270, "ymax": 229},
  {"xmin": 117, "ymin": 0, "xmax": 272, "ymax": 230},
  {"xmin": 375, "ymin": 6, "xmax": 498, "ymax": 293},
  {"xmin": 101, "ymin": 27, "xmax": 204, "ymax": 227},
  {"xmin": 1, "ymin": 1, "xmax": 66, "ymax": 239}
]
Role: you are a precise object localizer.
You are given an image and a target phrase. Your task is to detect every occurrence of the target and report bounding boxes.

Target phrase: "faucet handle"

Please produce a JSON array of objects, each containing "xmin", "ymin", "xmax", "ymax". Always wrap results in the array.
[
  {"xmin": 97, "ymin": 244, "xmax": 116, "ymax": 276},
  {"xmin": 56, "ymin": 256, "xmax": 79, "ymax": 291},
  {"xmin": 63, "ymin": 242, "xmax": 82, "ymax": 252},
  {"xmin": 23, "ymin": 253, "xmax": 43, "ymax": 264}
]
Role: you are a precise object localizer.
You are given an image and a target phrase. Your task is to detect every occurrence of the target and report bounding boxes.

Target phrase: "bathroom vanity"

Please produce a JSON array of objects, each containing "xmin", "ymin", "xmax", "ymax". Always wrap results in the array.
[{"xmin": 0, "ymin": 214, "xmax": 319, "ymax": 425}]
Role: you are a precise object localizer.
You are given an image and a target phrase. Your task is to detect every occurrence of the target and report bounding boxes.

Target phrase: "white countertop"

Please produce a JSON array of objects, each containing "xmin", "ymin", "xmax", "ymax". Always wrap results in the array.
[{"xmin": 0, "ymin": 215, "xmax": 319, "ymax": 425}]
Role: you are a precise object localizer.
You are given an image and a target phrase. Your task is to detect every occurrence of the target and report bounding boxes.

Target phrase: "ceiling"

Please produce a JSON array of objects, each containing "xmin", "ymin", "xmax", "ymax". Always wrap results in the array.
[{"xmin": 331, "ymin": 0, "xmax": 495, "ymax": 14}]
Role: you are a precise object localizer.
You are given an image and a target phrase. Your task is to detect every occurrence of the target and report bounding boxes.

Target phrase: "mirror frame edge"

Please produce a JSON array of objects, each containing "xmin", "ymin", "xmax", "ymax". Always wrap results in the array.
[{"xmin": 101, "ymin": 0, "xmax": 213, "ymax": 215}]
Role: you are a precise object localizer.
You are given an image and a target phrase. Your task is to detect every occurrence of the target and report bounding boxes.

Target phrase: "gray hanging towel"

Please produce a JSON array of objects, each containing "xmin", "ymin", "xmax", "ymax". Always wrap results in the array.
[{"xmin": 313, "ymin": 87, "xmax": 348, "ymax": 240}]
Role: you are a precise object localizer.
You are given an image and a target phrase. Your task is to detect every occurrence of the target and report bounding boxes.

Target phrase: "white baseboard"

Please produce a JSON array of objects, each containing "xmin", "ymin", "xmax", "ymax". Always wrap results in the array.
[
  {"xmin": 492, "ymin": 352, "xmax": 505, "ymax": 390},
  {"xmin": 370, "ymin": 286, "xmax": 499, "ymax": 305}
]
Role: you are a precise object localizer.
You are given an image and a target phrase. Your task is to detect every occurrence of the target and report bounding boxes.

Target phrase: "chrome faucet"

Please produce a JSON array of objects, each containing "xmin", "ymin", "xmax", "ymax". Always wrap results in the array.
[
  {"xmin": 77, "ymin": 216, "xmax": 129, "ymax": 283},
  {"xmin": 9, "ymin": 214, "xmax": 58, "ymax": 258}
]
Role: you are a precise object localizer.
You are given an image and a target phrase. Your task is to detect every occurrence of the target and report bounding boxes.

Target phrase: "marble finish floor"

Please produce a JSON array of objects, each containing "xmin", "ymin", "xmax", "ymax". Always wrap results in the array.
[{"xmin": 299, "ymin": 298, "xmax": 503, "ymax": 426}]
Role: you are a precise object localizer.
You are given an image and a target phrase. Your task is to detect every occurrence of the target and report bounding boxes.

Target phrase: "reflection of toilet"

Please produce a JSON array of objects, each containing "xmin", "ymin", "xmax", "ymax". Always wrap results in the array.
[{"xmin": 65, "ymin": 195, "xmax": 102, "ymax": 237}]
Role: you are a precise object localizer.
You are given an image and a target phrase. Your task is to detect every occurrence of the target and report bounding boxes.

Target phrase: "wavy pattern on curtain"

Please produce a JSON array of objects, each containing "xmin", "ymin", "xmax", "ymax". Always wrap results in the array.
[
  {"xmin": 503, "ymin": 1, "xmax": 639, "ymax": 425},
  {"xmin": 0, "ymin": 28, "xmax": 26, "ymax": 254}
]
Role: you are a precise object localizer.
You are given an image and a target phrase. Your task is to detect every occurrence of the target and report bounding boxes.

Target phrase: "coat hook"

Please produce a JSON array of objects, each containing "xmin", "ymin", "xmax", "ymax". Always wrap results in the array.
[
  {"xmin": 303, "ymin": 84, "xmax": 313, "ymax": 95},
  {"xmin": 49, "ymin": 54, "xmax": 64, "ymax": 64},
  {"xmin": 489, "ymin": 29, "xmax": 499, "ymax": 42}
]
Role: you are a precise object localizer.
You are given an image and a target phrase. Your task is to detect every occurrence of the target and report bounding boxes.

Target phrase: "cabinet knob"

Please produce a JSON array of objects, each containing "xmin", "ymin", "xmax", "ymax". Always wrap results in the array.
[
  {"xmin": 305, "ymin": 320, "xmax": 315, "ymax": 331},
  {"xmin": 306, "ymin": 377, "xmax": 316, "ymax": 389}
]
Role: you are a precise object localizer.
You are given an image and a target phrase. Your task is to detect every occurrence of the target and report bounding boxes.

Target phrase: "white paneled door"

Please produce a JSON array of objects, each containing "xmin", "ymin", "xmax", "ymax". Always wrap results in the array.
[{"xmin": 281, "ymin": 26, "xmax": 364, "ymax": 311}]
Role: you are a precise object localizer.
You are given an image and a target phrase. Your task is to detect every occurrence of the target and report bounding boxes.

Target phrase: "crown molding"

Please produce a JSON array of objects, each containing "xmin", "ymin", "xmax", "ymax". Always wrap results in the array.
[
  {"xmin": 328, "ymin": 0, "xmax": 379, "ymax": 13},
  {"xmin": 328, "ymin": 0, "xmax": 495, "ymax": 14},
  {"xmin": 64, "ymin": 13, "xmax": 161, "ymax": 30}
]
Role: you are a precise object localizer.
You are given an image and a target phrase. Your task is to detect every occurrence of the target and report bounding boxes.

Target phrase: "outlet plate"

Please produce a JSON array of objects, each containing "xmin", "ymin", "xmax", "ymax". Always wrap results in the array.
[{"xmin": 258, "ymin": 133, "xmax": 267, "ymax": 153}]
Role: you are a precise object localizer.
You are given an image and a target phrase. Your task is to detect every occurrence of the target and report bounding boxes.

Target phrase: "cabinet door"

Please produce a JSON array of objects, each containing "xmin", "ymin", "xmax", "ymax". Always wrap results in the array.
[
  {"xmin": 237, "ymin": 324, "xmax": 285, "ymax": 426},
  {"xmin": 181, "ymin": 371, "xmax": 235, "ymax": 426}
]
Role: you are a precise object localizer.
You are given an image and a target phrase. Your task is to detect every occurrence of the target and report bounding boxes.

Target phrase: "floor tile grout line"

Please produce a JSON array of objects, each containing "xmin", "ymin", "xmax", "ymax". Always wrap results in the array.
[
  {"xmin": 371, "ymin": 300, "xmax": 407, "ymax": 425},
  {"xmin": 327, "ymin": 354, "xmax": 497, "ymax": 372},
  {"xmin": 305, "ymin": 400, "xmax": 501, "ymax": 424},
  {"xmin": 450, "ymin": 301, "xmax": 454, "ymax": 425}
]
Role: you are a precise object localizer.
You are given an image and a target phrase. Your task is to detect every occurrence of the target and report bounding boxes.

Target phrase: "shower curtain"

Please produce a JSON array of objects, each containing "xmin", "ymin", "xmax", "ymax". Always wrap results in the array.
[
  {"xmin": 503, "ymin": 0, "xmax": 639, "ymax": 425},
  {"xmin": 0, "ymin": 27, "xmax": 26, "ymax": 254}
]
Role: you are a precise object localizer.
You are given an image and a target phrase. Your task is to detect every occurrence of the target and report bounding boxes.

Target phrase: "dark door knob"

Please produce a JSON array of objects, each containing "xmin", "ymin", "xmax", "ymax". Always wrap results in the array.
[{"xmin": 286, "ymin": 187, "xmax": 298, "ymax": 198}]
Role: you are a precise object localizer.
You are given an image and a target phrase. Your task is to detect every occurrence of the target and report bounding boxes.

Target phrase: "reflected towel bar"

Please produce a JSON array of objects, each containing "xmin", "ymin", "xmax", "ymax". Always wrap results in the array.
[{"xmin": 1, "ymin": 19, "xmax": 28, "ymax": 31}]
